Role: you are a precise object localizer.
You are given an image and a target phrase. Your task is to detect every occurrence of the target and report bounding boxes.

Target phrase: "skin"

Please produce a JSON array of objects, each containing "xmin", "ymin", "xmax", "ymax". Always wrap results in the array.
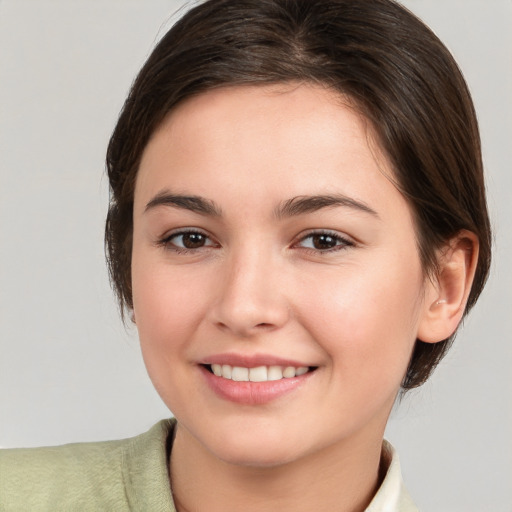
[{"xmin": 131, "ymin": 84, "xmax": 473, "ymax": 511}]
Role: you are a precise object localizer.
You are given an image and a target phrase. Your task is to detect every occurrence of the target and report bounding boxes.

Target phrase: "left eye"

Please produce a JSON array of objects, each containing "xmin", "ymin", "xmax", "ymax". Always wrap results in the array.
[{"xmin": 297, "ymin": 232, "xmax": 352, "ymax": 251}]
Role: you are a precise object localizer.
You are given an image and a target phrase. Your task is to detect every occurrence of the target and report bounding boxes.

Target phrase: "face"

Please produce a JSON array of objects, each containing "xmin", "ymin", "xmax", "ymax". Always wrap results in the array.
[{"xmin": 132, "ymin": 84, "xmax": 432, "ymax": 467}]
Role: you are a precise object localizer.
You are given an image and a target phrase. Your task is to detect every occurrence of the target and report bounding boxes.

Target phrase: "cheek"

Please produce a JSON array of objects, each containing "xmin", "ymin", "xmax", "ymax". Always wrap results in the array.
[
  {"xmin": 131, "ymin": 263, "xmax": 208, "ymax": 410},
  {"xmin": 133, "ymin": 267, "xmax": 205, "ymax": 346},
  {"xmin": 131, "ymin": 248, "xmax": 209, "ymax": 380},
  {"xmin": 296, "ymin": 255, "xmax": 424, "ymax": 383}
]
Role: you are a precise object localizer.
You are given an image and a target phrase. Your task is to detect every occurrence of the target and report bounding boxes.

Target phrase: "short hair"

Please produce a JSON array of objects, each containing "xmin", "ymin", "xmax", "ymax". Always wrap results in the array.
[{"xmin": 105, "ymin": 0, "xmax": 491, "ymax": 390}]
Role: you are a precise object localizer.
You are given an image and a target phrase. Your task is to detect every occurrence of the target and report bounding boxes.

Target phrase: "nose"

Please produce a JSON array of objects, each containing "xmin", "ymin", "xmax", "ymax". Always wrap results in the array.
[{"xmin": 209, "ymin": 248, "xmax": 290, "ymax": 337}]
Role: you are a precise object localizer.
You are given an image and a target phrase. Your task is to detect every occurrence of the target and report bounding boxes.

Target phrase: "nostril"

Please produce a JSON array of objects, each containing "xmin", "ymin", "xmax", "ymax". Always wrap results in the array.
[{"xmin": 210, "ymin": 295, "xmax": 290, "ymax": 336}]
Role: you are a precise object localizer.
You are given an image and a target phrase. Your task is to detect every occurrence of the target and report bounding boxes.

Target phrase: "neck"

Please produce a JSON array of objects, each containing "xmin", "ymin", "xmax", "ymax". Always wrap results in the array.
[{"xmin": 169, "ymin": 423, "xmax": 386, "ymax": 512}]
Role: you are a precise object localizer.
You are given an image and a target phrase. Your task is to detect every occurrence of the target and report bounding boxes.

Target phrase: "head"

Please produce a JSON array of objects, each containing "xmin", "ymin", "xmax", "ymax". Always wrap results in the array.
[{"xmin": 105, "ymin": 0, "xmax": 491, "ymax": 393}]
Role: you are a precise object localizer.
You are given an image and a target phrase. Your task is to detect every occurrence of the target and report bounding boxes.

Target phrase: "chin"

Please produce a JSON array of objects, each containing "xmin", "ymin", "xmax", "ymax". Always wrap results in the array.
[
  {"xmin": 214, "ymin": 444, "xmax": 300, "ymax": 469},
  {"xmin": 200, "ymin": 423, "xmax": 309, "ymax": 469}
]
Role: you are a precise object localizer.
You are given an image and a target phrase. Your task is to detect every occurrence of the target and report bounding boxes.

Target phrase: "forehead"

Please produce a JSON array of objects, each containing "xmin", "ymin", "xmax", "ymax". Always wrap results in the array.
[
  {"xmin": 134, "ymin": 83, "xmax": 404, "ymax": 221},
  {"xmin": 148, "ymin": 83, "xmax": 375, "ymax": 155}
]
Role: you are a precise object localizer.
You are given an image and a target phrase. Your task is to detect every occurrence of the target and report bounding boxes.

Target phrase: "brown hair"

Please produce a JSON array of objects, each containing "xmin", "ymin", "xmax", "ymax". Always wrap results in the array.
[{"xmin": 105, "ymin": 0, "xmax": 491, "ymax": 389}]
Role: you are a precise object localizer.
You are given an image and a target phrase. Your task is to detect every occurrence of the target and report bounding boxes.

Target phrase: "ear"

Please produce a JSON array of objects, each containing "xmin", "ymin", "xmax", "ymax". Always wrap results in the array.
[{"xmin": 417, "ymin": 230, "xmax": 479, "ymax": 343}]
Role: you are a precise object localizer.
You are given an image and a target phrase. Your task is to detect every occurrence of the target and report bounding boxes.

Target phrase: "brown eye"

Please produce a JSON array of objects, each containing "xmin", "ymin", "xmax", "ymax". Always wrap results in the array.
[
  {"xmin": 297, "ymin": 231, "xmax": 353, "ymax": 252},
  {"xmin": 163, "ymin": 231, "xmax": 215, "ymax": 251},
  {"xmin": 311, "ymin": 234, "xmax": 338, "ymax": 250},
  {"xmin": 181, "ymin": 232, "xmax": 207, "ymax": 248}
]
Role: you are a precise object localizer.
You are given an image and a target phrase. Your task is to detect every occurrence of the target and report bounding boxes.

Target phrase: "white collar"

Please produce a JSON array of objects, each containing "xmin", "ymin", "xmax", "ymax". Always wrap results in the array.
[{"xmin": 365, "ymin": 440, "xmax": 418, "ymax": 512}]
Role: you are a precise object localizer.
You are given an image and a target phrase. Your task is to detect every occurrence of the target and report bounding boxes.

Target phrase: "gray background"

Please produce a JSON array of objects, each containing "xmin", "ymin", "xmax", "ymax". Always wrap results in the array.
[{"xmin": 0, "ymin": 1, "xmax": 510, "ymax": 510}]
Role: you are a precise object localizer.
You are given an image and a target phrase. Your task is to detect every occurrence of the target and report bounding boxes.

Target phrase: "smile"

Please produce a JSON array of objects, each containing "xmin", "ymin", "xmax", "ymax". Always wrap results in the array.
[
  {"xmin": 208, "ymin": 364, "xmax": 311, "ymax": 382},
  {"xmin": 201, "ymin": 360, "xmax": 317, "ymax": 405}
]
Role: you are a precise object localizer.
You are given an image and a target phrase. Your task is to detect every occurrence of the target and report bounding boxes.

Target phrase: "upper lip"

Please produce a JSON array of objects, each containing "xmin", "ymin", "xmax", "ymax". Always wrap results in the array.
[{"xmin": 199, "ymin": 353, "xmax": 315, "ymax": 368}]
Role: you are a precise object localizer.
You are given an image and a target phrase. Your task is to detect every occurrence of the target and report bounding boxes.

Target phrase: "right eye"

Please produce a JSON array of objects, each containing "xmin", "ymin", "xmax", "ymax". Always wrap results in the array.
[{"xmin": 158, "ymin": 230, "xmax": 217, "ymax": 252}]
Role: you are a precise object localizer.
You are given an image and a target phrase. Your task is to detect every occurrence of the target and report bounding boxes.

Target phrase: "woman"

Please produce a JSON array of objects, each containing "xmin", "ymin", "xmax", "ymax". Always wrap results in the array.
[{"xmin": 0, "ymin": 1, "xmax": 492, "ymax": 510}]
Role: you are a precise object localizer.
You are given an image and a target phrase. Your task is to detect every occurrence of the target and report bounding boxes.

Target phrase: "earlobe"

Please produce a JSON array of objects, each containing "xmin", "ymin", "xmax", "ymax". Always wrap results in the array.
[{"xmin": 417, "ymin": 230, "xmax": 479, "ymax": 344}]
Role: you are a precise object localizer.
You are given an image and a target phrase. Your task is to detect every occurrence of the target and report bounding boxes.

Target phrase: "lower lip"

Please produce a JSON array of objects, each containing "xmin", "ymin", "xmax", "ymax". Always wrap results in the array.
[{"xmin": 200, "ymin": 366, "xmax": 314, "ymax": 405}]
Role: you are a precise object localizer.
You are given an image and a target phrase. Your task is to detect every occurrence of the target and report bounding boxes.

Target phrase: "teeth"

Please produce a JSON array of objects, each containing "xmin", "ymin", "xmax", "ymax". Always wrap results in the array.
[
  {"xmin": 231, "ymin": 366, "xmax": 249, "ymax": 382},
  {"xmin": 283, "ymin": 366, "xmax": 296, "ymax": 378},
  {"xmin": 267, "ymin": 365, "xmax": 283, "ymax": 381},
  {"xmin": 249, "ymin": 366, "xmax": 267, "ymax": 382},
  {"xmin": 295, "ymin": 366, "xmax": 308, "ymax": 376},
  {"xmin": 209, "ymin": 364, "xmax": 310, "ymax": 382},
  {"xmin": 221, "ymin": 364, "xmax": 232, "ymax": 379}
]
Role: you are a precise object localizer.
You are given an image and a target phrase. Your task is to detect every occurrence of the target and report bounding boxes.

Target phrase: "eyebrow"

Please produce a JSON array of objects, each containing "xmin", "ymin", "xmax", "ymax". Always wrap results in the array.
[
  {"xmin": 275, "ymin": 194, "xmax": 379, "ymax": 219},
  {"xmin": 145, "ymin": 192, "xmax": 222, "ymax": 216},
  {"xmin": 144, "ymin": 191, "xmax": 378, "ymax": 219}
]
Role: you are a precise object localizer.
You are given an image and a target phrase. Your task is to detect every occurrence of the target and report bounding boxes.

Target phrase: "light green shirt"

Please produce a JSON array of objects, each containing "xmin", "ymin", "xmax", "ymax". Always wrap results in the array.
[{"xmin": 0, "ymin": 419, "xmax": 418, "ymax": 511}]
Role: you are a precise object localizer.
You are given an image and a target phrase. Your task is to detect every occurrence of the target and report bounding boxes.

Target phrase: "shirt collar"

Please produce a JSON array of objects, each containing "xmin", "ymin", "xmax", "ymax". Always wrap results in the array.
[{"xmin": 365, "ymin": 440, "xmax": 418, "ymax": 512}]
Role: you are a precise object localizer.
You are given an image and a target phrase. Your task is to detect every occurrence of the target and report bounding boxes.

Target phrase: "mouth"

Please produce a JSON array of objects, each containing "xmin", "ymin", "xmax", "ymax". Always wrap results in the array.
[
  {"xmin": 199, "ymin": 354, "xmax": 319, "ymax": 404},
  {"xmin": 202, "ymin": 364, "xmax": 317, "ymax": 382}
]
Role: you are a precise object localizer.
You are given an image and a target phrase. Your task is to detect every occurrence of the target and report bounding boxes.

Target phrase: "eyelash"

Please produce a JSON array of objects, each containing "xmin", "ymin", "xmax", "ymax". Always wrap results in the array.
[
  {"xmin": 295, "ymin": 230, "xmax": 355, "ymax": 254},
  {"xmin": 156, "ymin": 229, "xmax": 216, "ymax": 254},
  {"xmin": 156, "ymin": 229, "xmax": 355, "ymax": 255}
]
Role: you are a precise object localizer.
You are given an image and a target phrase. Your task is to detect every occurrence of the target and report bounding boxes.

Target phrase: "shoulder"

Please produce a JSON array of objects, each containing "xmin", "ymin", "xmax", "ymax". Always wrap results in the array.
[
  {"xmin": 0, "ymin": 437, "xmax": 126, "ymax": 511},
  {"xmin": 0, "ymin": 419, "xmax": 176, "ymax": 512}
]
